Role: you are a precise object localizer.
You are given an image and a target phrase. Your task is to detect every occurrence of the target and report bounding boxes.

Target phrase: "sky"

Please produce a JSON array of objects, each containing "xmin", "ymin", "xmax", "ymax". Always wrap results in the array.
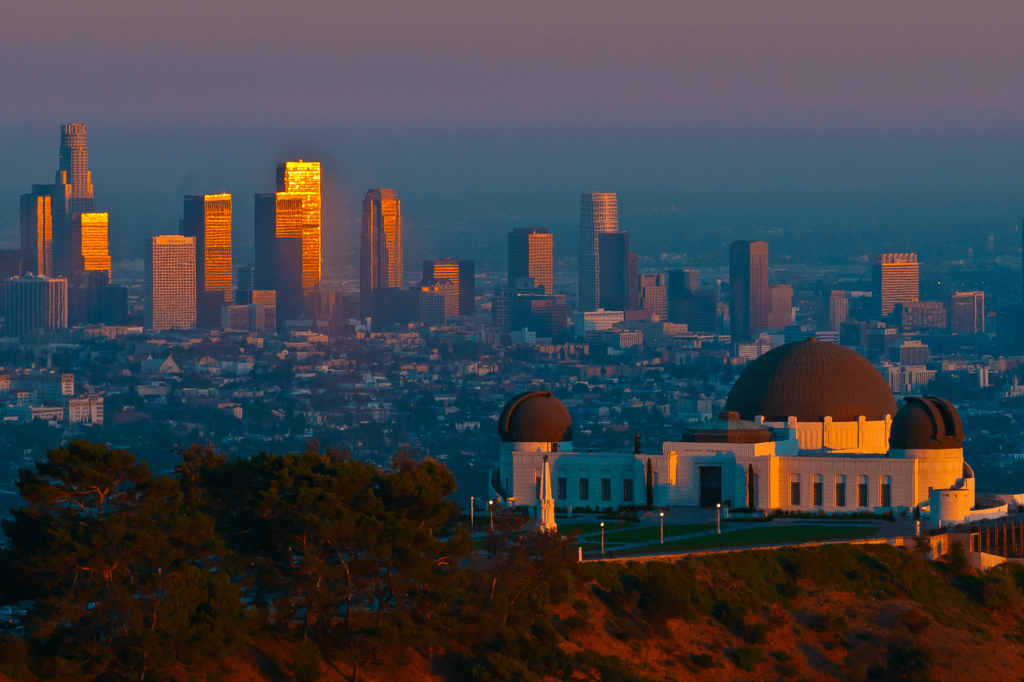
[{"xmin": 2, "ymin": 0, "xmax": 1024, "ymax": 271}]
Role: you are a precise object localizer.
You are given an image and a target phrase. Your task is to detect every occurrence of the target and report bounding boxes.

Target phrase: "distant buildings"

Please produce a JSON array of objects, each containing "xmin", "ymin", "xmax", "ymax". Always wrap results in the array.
[
  {"xmin": 276, "ymin": 161, "xmax": 322, "ymax": 294},
  {"xmin": 5, "ymin": 274, "xmax": 68, "ymax": 339},
  {"xmin": 638, "ymin": 273, "xmax": 667, "ymax": 321},
  {"xmin": 873, "ymin": 253, "xmax": 919, "ymax": 317},
  {"xmin": 894, "ymin": 301, "xmax": 946, "ymax": 332},
  {"xmin": 578, "ymin": 192, "xmax": 618, "ymax": 312},
  {"xmin": 255, "ymin": 192, "xmax": 304, "ymax": 325},
  {"xmin": 360, "ymin": 189, "xmax": 403, "ymax": 317},
  {"xmin": 950, "ymin": 291, "xmax": 985, "ymax": 335},
  {"xmin": 828, "ymin": 290, "xmax": 849, "ymax": 331},
  {"xmin": 729, "ymin": 240, "xmax": 769, "ymax": 340},
  {"xmin": 20, "ymin": 189, "xmax": 52, "ymax": 277},
  {"xmin": 423, "ymin": 258, "xmax": 476, "ymax": 317},
  {"xmin": 72, "ymin": 212, "xmax": 110, "ymax": 284},
  {"xmin": 767, "ymin": 284, "xmax": 793, "ymax": 330},
  {"xmin": 597, "ymin": 232, "xmax": 633, "ymax": 311},
  {"xmin": 507, "ymin": 227, "xmax": 553, "ymax": 296},
  {"xmin": 146, "ymin": 235, "xmax": 196, "ymax": 331},
  {"xmin": 182, "ymin": 194, "xmax": 232, "ymax": 328}
]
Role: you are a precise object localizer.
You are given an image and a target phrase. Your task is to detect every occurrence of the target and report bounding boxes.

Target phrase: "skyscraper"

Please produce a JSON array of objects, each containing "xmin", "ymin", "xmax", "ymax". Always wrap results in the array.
[
  {"xmin": 359, "ymin": 189, "xmax": 403, "ymax": 317},
  {"xmin": 578, "ymin": 192, "xmax": 619, "ymax": 312},
  {"xmin": 729, "ymin": 240, "xmax": 769, "ymax": 340},
  {"xmin": 20, "ymin": 190, "xmax": 52, "ymax": 277},
  {"xmin": 422, "ymin": 258, "xmax": 475, "ymax": 317},
  {"xmin": 70, "ymin": 212, "xmax": 110, "ymax": 285},
  {"xmin": 276, "ymin": 161, "xmax": 321, "ymax": 293},
  {"xmin": 667, "ymin": 269, "xmax": 699, "ymax": 325},
  {"xmin": 146, "ymin": 235, "xmax": 196, "ymax": 331},
  {"xmin": 597, "ymin": 232, "xmax": 631, "ymax": 311},
  {"xmin": 235, "ymin": 265, "xmax": 255, "ymax": 304},
  {"xmin": 182, "ymin": 194, "xmax": 232, "ymax": 328},
  {"xmin": 58, "ymin": 123, "xmax": 94, "ymax": 214},
  {"xmin": 829, "ymin": 290, "xmax": 849, "ymax": 331},
  {"xmin": 950, "ymin": 291, "xmax": 985, "ymax": 334},
  {"xmin": 639, "ymin": 274, "xmax": 667, "ymax": 321},
  {"xmin": 872, "ymin": 253, "xmax": 919, "ymax": 317},
  {"xmin": 767, "ymin": 284, "xmax": 793, "ymax": 329},
  {"xmin": 4, "ymin": 274, "xmax": 67, "ymax": 339},
  {"xmin": 689, "ymin": 290, "xmax": 718, "ymax": 333},
  {"xmin": 508, "ymin": 227, "xmax": 554, "ymax": 295},
  {"xmin": 255, "ymin": 193, "xmax": 304, "ymax": 325}
]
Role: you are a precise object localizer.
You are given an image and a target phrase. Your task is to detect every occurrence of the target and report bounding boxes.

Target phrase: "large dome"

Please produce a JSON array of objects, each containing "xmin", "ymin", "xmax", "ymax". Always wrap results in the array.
[
  {"xmin": 497, "ymin": 391, "xmax": 573, "ymax": 443},
  {"xmin": 889, "ymin": 396, "xmax": 964, "ymax": 450},
  {"xmin": 724, "ymin": 339, "xmax": 897, "ymax": 423}
]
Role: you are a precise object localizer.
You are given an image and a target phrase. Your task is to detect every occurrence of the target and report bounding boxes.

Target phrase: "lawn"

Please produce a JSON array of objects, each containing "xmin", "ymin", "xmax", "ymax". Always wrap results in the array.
[
  {"xmin": 583, "ymin": 523, "xmax": 716, "ymax": 544},
  {"xmin": 559, "ymin": 521, "xmax": 636, "ymax": 536},
  {"xmin": 620, "ymin": 523, "xmax": 880, "ymax": 555}
]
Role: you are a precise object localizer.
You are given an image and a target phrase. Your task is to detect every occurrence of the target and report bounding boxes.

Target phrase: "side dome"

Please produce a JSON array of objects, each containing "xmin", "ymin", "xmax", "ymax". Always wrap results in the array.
[
  {"xmin": 497, "ymin": 391, "xmax": 573, "ymax": 443},
  {"xmin": 724, "ymin": 339, "xmax": 897, "ymax": 422},
  {"xmin": 889, "ymin": 397, "xmax": 964, "ymax": 450}
]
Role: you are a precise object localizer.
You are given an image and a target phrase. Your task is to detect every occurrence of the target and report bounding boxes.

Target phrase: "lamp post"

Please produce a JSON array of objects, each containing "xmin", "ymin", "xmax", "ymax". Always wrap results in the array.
[
  {"xmin": 660, "ymin": 511, "xmax": 665, "ymax": 544},
  {"xmin": 601, "ymin": 522, "xmax": 605, "ymax": 555},
  {"xmin": 489, "ymin": 499, "xmax": 494, "ymax": 531},
  {"xmin": 470, "ymin": 496, "xmax": 475, "ymax": 531},
  {"xmin": 716, "ymin": 502, "xmax": 721, "ymax": 535}
]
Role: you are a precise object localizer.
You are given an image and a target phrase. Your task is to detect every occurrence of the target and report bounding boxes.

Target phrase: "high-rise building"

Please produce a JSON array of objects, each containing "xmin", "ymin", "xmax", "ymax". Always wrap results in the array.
[
  {"xmin": 276, "ymin": 161, "xmax": 321, "ymax": 294},
  {"xmin": 5, "ymin": 274, "xmax": 67, "ymax": 339},
  {"xmin": 0, "ymin": 251, "xmax": 22, "ymax": 315},
  {"xmin": 255, "ymin": 193, "xmax": 304, "ymax": 325},
  {"xmin": 146, "ymin": 235, "xmax": 196, "ymax": 331},
  {"xmin": 628, "ymin": 252, "xmax": 639, "ymax": 310},
  {"xmin": 828, "ymin": 290, "xmax": 849, "ymax": 331},
  {"xmin": 235, "ymin": 265, "xmax": 255, "ymax": 304},
  {"xmin": 729, "ymin": 240, "xmax": 769, "ymax": 340},
  {"xmin": 639, "ymin": 274, "xmax": 667, "ymax": 321},
  {"xmin": 69, "ymin": 212, "xmax": 110, "ymax": 285},
  {"xmin": 59, "ymin": 123, "xmax": 94, "ymax": 214},
  {"xmin": 872, "ymin": 253, "xmax": 919, "ymax": 317},
  {"xmin": 20, "ymin": 190, "xmax": 52, "ymax": 277},
  {"xmin": 689, "ymin": 290, "xmax": 718, "ymax": 333},
  {"xmin": 767, "ymin": 284, "xmax": 793, "ymax": 329},
  {"xmin": 251, "ymin": 290, "xmax": 277, "ymax": 333},
  {"xmin": 422, "ymin": 258, "xmax": 475, "ymax": 317},
  {"xmin": 894, "ymin": 301, "xmax": 946, "ymax": 331},
  {"xmin": 950, "ymin": 291, "xmax": 985, "ymax": 334},
  {"xmin": 597, "ymin": 232, "xmax": 631, "ymax": 311},
  {"xmin": 183, "ymin": 194, "xmax": 232, "ymax": 328},
  {"xmin": 578, "ymin": 192, "xmax": 619, "ymax": 312},
  {"xmin": 667, "ymin": 270, "xmax": 699, "ymax": 325},
  {"xmin": 508, "ymin": 227, "xmax": 554, "ymax": 296},
  {"xmin": 359, "ymin": 189, "xmax": 403, "ymax": 317}
]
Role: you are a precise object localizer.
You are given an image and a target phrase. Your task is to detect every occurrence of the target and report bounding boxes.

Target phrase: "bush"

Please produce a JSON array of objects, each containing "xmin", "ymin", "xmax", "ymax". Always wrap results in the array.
[
  {"xmin": 815, "ymin": 611, "xmax": 849, "ymax": 632},
  {"xmin": 778, "ymin": 661, "xmax": 800, "ymax": 678},
  {"xmin": 983, "ymin": 569, "xmax": 1021, "ymax": 609},
  {"xmin": 870, "ymin": 638, "xmax": 937, "ymax": 682},
  {"xmin": 733, "ymin": 645, "xmax": 764, "ymax": 672},
  {"xmin": 897, "ymin": 609, "xmax": 930, "ymax": 635},
  {"xmin": 691, "ymin": 652, "xmax": 716, "ymax": 669},
  {"xmin": 772, "ymin": 650, "xmax": 793, "ymax": 662},
  {"xmin": 290, "ymin": 637, "xmax": 322, "ymax": 682},
  {"xmin": 743, "ymin": 622, "xmax": 767, "ymax": 644}
]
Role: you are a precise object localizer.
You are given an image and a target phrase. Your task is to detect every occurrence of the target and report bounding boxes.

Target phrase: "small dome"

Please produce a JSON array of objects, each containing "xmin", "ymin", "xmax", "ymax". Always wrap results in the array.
[
  {"xmin": 889, "ymin": 397, "xmax": 964, "ymax": 450},
  {"xmin": 497, "ymin": 391, "xmax": 573, "ymax": 443},
  {"xmin": 724, "ymin": 339, "xmax": 897, "ymax": 422},
  {"xmin": 680, "ymin": 411, "xmax": 773, "ymax": 444}
]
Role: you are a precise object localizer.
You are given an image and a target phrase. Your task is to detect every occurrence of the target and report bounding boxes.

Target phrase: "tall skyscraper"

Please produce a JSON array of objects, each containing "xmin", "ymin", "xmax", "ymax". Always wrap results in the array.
[
  {"xmin": 578, "ymin": 192, "xmax": 619, "ymax": 312},
  {"xmin": 598, "ymin": 232, "xmax": 631, "ymax": 311},
  {"xmin": 359, "ymin": 189, "xmax": 403, "ymax": 317},
  {"xmin": 235, "ymin": 265, "xmax": 255, "ymax": 304},
  {"xmin": 950, "ymin": 291, "xmax": 985, "ymax": 334},
  {"xmin": 766, "ymin": 284, "xmax": 793, "ymax": 329},
  {"xmin": 689, "ymin": 290, "xmax": 718, "ymax": 333},
  {"xmin": 5, "ymin": 274, "xmax": 67, "ymax": 339},
  {"xmin": 146, "ymin": 236, "xmax": 196, "ymax": 331},
  {"xmin": 508, "ymin": 227, "xmax": 554, "ymax": 295},
  {"xmin": 667, "ymin": 269, "xmax": 699, "ymax": 325},
  {"xmin": 58, "ymin": 123, "xmax": 94, "ymax": 214},
  {"xmin": 276, "ymin": 161, "xmax": 321, "ymax": 294},
  {"xmin": 255, "ymin": 193, "xmax": 304, "ymax": 324},
  {"xmin": 829, "ymin": 290, "xmax": 849, "ymax": 331},
  {"xmin": 729, "ymin": 240, "xmax": 770, "ymax": 340},
  {"xmin": 182, "ymin": 194, "xmax": 232, "ymax": 328},
  {"xmin": 70, "ymin": 212, "xmax": 110, "ymax": 285},
  {"xmin": 639, "ymin": 273, "xmax": 667, "ymax": 321},
  {"xmin": 20, "ymin": 190, "xmax": 52, "ymax": 277},
  {"xmin": 422, "ymin": 258, "xmax": 475, "ymax": 317},
  {"xmin": 872, "ymin": 253, "xmax": 919, "ymax": 317}
]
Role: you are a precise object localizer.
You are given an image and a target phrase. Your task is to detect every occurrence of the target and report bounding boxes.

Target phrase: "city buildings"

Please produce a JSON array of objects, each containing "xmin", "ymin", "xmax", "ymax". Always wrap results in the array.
[
  {"xmin": 235, "ymin": 265, "xmax": 255, "ymax": 304},
  {"xmin": 828, "ymin": 290, "xmax": 849, "ymax": 331},
  {"xmin": 255, "ymin": 192, "xmax": 304, "ymax": 325},
  {"xmin": 638, "ymin": 273, "xmax": 667, "ymax": 321},
  {"xmin": 276, "ymin": 161, "xmax": 321, "ymax": 294},
  {"xmin": 597, "ymin": 232, "xmax": 632, "ymax": 311},
  {"xmin": 729, "ymin": 240, "xmax": 769, "ymax": 340},
  {"xmin": 767, "ymin": 284, "xmax": 793, "ymax": 330},
  {"xmin": 873, "ymin": 253, "xmax": 919, "ymax": 317},
  {"xmin": 360, "ymin": 189, "xmax": 403, "ymax": 317},
  {"xmin": 146, "ymin": 235, "xmax": 196, "ymax": 331},
  {"xmin": 423, "ymin": 258, "xmax": 476, "ymax": 317},
  {"xmin": 182, "ymin": 194, "xmax": 232, "ymax": 328},
  {"xmin": 20, "ymin": 189, "xmax": 52, "ymax": 276},
  {"xmin": 58, "ymin": 123, "xmax": 94, "ymax": 215},
  {"xmin": 578, "ymin": 192, "xmax": 618, "ymax": 312},
  {"xmin": 4, "ymin": 274, "xmax": 68, "ymax": 339},
  {"xmin": 894, "ymin": 301, "xmax": 946, "ymax": 331},
  {"xmin": 507, "ymin": 227, "xmax": 553, "ymax": 296},
  {"xmin": 950, "ymin": 291, "xmax": 985, "ymax": 335},
  {"xmin": 72, "ymin": 212, "xmax": 111, "ymax": 284}
]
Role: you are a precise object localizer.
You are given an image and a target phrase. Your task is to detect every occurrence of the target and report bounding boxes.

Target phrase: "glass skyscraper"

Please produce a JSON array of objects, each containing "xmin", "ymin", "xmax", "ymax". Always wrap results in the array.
[
  {"xmin": 359, "ymin": 189, "xmax": 403, "ymax": 317},
  {"xmin": 578, "ymin": 192, "xmax": 618, "ymax": 312},
  {"xmin": 276, "ymin": 161, "xmax": 321, "ymax": 294},
  {"xmin": 183, "ymin": 194, "xmax": 232, "ymax": 328}
]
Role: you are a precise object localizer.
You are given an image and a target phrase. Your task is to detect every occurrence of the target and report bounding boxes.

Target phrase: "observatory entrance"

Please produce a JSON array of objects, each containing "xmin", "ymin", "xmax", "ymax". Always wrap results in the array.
[{"xmin": 698, "ymin": 466, "xmax": 722, "ymax": 507}]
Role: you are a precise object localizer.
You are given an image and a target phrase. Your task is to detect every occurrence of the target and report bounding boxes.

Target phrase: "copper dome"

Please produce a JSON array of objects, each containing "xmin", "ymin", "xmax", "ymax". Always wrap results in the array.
[
  {"xmin": 724, "ymin": 339, "xmax": 897, "ymax": 423},
  {"xmin": 497, "ymin": 391, "xmax": 573, "ymax": 443},
  {"xmin": 889, "ymin": 396, "xmax": 964, "ymax": 450}
]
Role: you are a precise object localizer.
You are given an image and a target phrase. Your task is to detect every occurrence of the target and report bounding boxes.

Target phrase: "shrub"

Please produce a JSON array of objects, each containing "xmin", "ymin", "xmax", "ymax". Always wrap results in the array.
[
  {"xmin": 870, "ymin": 638, "xmax": 937, "ymax": 682},
  {"xmin": 733, "ymin": 645, "xmax": 764, "ymax": 672},
  {"xmin": 815, "ymin": 611, "xmax": 849, "ymax": 632},
  {"xmin": 983, "ymin": 569, "xmax": 1021, "ymax": 609},
  {"xmin": 290, "ymin": 637, "xmax": 322, "ymax": 682},
  {"xmin": 772, "ymin": 650, "xmax": 793, "ymax": 662},
  {"xmin": 897, "ymin": 609, "xmax": 930, "ymax": 635},
  {"xmin": 691, "ymin": 652, "xmax": 716, "ymax": 669},
  {"xmin": 778, "ymin": 661, "xmax": 800, "ymax": 678},
  {"xmin": 743, "ymin": 622, "xmax": 768, "ymax": 645}
]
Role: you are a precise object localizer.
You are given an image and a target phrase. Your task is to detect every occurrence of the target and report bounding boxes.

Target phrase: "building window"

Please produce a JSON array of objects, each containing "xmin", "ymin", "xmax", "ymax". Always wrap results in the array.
[
  {"xmin": 813, "ymin": 474, "xmax": 823, "ymax": 506},
  {"xmin": 880, "ymin": 476, "xmax": 892, "ymax": 508},
  {"xmin": 858, "ymin": 475, "xmax": 869, "ymax": 508},
  {"xmin": 835, "ymin": 475, "xmax": 847, "ymax": 508},
  {"xmin": 623, "ymin": 478, "xmax": 634, "ymax": 503},
  {"xmin": 557, "ymin": 477, "xmax": 566, "ymax": 500},
  {"xmin": 790, "ymin": 474, "xmax": 801, "ymax": 506},
  {"xmin": 601, "ymin": 478, "xmax": 611, "ymax": 501},
  {"xmin": 579, "ymin": 478, "xmax": 589, "ymax": 500}
]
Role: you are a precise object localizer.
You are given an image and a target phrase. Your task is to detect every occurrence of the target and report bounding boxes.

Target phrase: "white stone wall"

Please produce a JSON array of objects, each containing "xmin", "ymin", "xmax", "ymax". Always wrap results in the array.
[{"xmin": 777, "ymin": 457, "xmax": 916, "ymax": 512}]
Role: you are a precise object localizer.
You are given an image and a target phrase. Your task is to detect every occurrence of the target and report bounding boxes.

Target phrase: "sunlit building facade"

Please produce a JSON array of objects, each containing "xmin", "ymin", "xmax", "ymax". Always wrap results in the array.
[
  {"xmin": 183, "ymin": 194, "xmax": 232, "ymax": 328},
  {"xmin": 70, "ymin": 212, "xmax": 110, "ymax": 284},
  {"xmin": 508, "ymin": 227, "xmax": 554, "ymax": 296},
  {"xmin": 276, "ymin": 161, "xmax": 321, "ymax": 294},
  {"xmin": 578, "ymin": 192, "xmax": 619, "ymax": 312},
  {"xmin": 639, "ymin": 273, "xmax": 667, "ymax": 321},
  {"xmin": 146, "ymin": 235, "xmax": 196, "ymax": 331},
  {"xmin": 255, "ymin": 193, "xmax": 304, "ymax": 325},
  {"xmin": 423, "ymin": 258, "xmax": 475, "ymax": 317},
  {"xmin": 873, "ymin": 253, "xmax": 919, "ymax": 317},
  {"xmin": 19, "ymin": 190, "xmax": 52, "ymax": 277},
  {"xmin": 359, "ymin": 189, "xmax": 403, "ymax": 317}
]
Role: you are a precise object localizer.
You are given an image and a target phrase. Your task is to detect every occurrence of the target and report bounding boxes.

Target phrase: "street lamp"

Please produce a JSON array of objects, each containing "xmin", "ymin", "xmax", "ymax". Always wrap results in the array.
[
  {"xmin": 470, "ymin": 496, "xmax": 475, "ymax": 531},
  {"xmin": 660, "ymin": 511, "xmax": 665, "ymax": 544},
  {"xmin": 601, "ymin": 522, "xmax": 605, "ymax": 555},
  {"xmin": 716, "ymin": 502, "xmax": 721, "ymax": 535},
  {"xmin": 488, "ymin": 499, "xmax": 494, "ymax": 531}
]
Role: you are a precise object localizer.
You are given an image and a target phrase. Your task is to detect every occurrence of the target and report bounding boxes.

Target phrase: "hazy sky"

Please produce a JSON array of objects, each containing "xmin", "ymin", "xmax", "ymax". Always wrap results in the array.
[{"xmin": 2, "ymin": 0, "xmax": 1024, "ymax": 268}]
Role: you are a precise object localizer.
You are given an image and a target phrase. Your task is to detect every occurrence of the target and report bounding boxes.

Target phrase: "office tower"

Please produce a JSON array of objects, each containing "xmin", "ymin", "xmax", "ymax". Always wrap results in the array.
[
  {"xmin": 628, "ymin": 252, "xmax": 639, "ymax": 310},
  {"xmin": 251, "ymin": 290, "xmax": 277, "ymax": 333},
  {"xmin": 5, "ymin": 274, "xmax": 67, "ymax": 339},
  {"xmin": 359, "ymin": 189, "xmax": 403, "ymax": 317},
  {"xmin": 59, "ymin": 123, "xmax": 94, "ymax": 214},
  {"xmin": 68, "ymin": 212, "xmax": 110, "ymax": 286},
  {"xmin": 950, "ymin": 291, "xmax": 985, "ymax": 334},
  {"xmin": 872, "ymin": 253, "xmax": 919, "ymax": 317},
  {"xmin": 182, "ymin": 194, "xmax": 232, "ymax": 328},
  {"xmin": 578, "ymin": 192, "xmax": 619, "ymax": 312},
  {"xmin": 729, "ymin": 240, "xmax": 769, "ymax": 340},
  {"xmin": 597, "ymin": 232, "xmax": 631, "ymax": 311},
  {"xmin": 894, "ymin": 301, "xmax": 946, "ymax": 331},
  {"xmin": 639, "ymin": 274, "xmax": 667, "ymax": 321},
  {"xmin": 146, "ymin": 236, "xmax": 196, "ymax": 331},
  {"xmin": 508, "ymin": 227, "xmax": 554, "ymax": 296},
  {"xmin": 235, "ymin": 265, "xmax": 255, "ymax": 304},
  {"xmin": 255, "ymin": 193, "xmax": 304, "ymax": 324},
  {"xmin": 0, "ymin": 251, "xmax": 22, "ymax": 315},
  {"xmin": 829, "ymin": 290, "xmax": 849, "ymax": 331},
  {"xmin": 20, "ymin": 190, "xmax": 52, "ymax": 277},
  {"xmin": 688, "ymin": 290, "xmax": 718, "ymax": 333},
  {"xmin": 222, "ymin": 305, "xmax": 250, "ymax": 331},
  {"xmin": 418, "ymin": 286, "xmax": 448, "ymax": 326},
  {"xmin": 98, "ymin": 285, "xmax": 129, "ymax": 325},
  {"xmin": 422, "ymin": 258, "xmax": 475, "ymax": 317},
  {"xmin": 276, "ymin": 161, "xmax": 321, "ymax": 294},
  {"xmin": 767, "ymin": 284, "xmax": 793, "ymax": 329},
  {"xmin": 667, "ymin": 269, "xmax": 699, "ymax": 325}
]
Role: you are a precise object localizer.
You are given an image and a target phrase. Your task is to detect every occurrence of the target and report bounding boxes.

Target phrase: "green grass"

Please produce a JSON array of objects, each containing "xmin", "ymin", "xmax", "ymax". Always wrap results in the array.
[
  {"xmin": 620, "ymin": 524, "xmax": 880, "ymax": 555},
  {"xmin": 560, "ymin": 521, "xmax": 636, "ymax": 535},
  {"xmin": 584, "ymin": 523, "xmax": 716, "ymax": 544}
]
